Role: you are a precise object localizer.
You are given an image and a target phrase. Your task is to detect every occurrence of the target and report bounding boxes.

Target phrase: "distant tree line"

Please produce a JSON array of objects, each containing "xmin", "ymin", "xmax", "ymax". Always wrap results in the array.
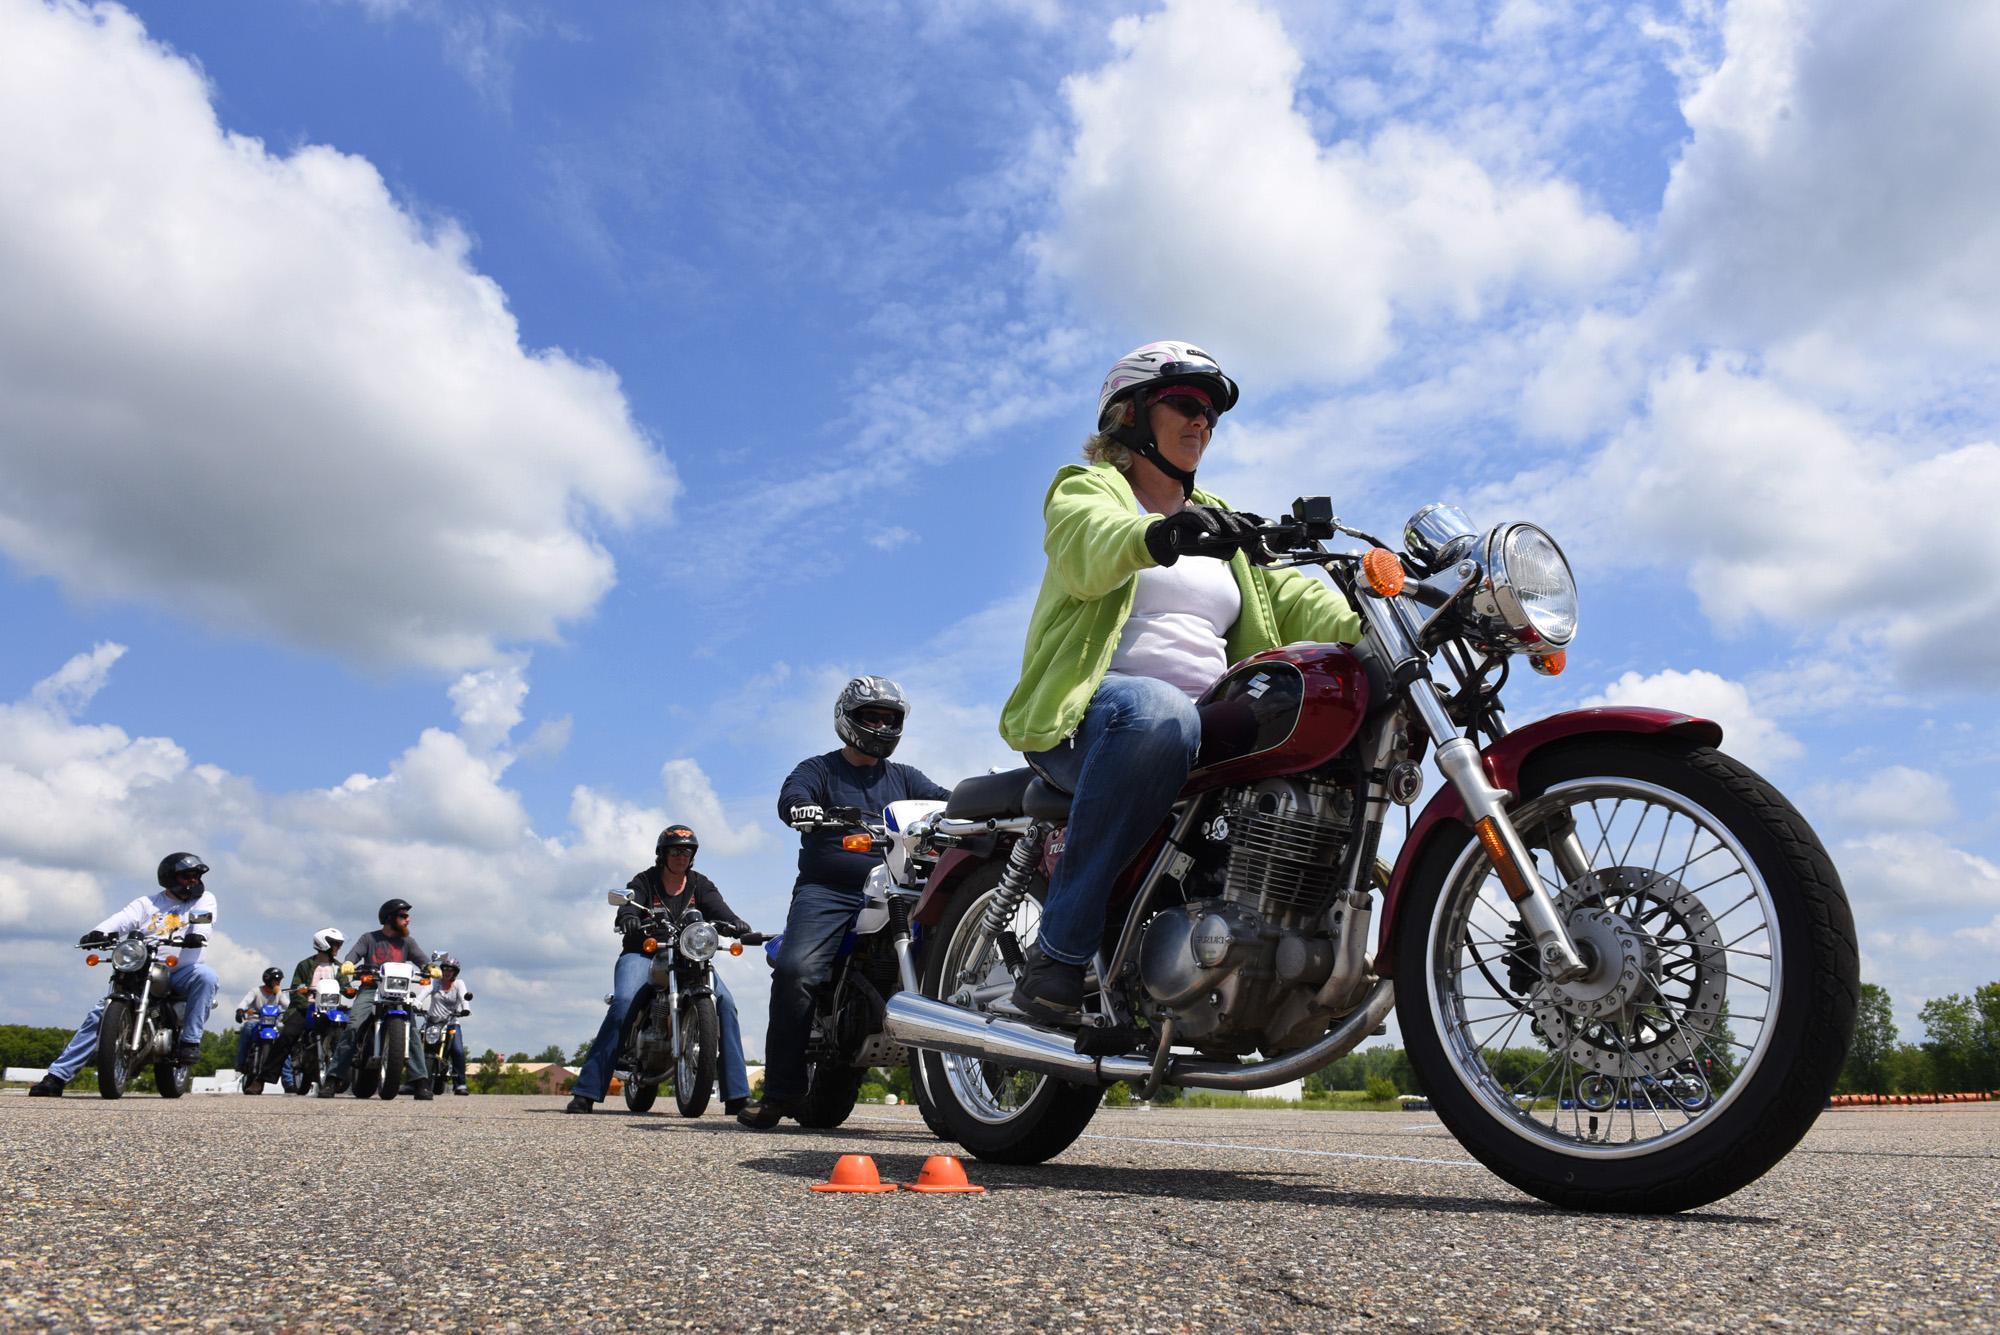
[{"xmin": 1840, "ymin": 981, "xmax": 2000, "ymax": 1095}]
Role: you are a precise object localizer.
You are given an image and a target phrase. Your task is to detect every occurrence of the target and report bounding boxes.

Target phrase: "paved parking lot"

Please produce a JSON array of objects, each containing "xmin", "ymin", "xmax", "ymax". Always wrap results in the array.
[{"xmin": 3, "ymin": 1094, "xmax": 1994, "ymax": 1331}]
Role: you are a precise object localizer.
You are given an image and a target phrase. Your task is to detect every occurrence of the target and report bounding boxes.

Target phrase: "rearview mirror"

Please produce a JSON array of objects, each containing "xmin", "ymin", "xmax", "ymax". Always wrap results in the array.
[
  {"xmin": 189, "ymin": 910, "xmax": 215, "ymax": 925},
  {"xmin": 606, "ymin": 889, "xmax": 633, "ymax": 907}
]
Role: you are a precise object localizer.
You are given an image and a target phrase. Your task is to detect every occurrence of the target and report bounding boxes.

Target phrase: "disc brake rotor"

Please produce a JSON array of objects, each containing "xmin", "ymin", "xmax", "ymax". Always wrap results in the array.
[{"xmin": 1532, "ymin": 866, "xmax": 1726, "ymax": 1079}]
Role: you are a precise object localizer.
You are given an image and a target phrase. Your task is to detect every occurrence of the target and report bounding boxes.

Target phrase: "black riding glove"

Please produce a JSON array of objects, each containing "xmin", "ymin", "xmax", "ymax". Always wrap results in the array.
[
  {"xmin": 739, "ymin": 931, "xmax": 770, "ymax": 947},
  {"xmin": 181, "ymin": 933, "xmax": 207, "ymax": 948},
  {"xmin": 1143, "ymin": 504, "xmax": 1269, "ymax": 567},
  {"xmin": 79, "ymin": 930, "xmax": 113, "ymax": 947}
]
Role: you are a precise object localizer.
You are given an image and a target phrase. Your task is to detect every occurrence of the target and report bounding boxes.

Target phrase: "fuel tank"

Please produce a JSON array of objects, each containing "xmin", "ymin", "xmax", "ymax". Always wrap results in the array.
[{"xmin": 1185, "ymin": 643, "xmax": 1370, "ymax": 793}]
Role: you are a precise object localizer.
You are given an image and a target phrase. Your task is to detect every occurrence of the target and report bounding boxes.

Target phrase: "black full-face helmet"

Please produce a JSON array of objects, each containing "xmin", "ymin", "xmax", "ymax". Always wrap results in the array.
[
  {"xmin": 378, "ymin": 897, "xmax": 413, "ymax": 927},
  {"xmin": 835, "ymin": 676, "xmax": 909, "ymax": 760},
  {"xmin": 655, "ymin": 825, "xmax": 699, "ymax": 863},
  {"xmin": 261, "ymin": 967, "xmax": 284, "ymax": 986},
  {"xmin": 156, "ymin": 852, "xmax": 209, "ymax": 901}
]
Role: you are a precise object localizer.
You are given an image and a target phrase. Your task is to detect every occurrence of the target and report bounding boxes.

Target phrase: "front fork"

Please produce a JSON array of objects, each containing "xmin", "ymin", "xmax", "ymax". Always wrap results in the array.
[{"xmin": 1360, "ymin": 597, "xmax": 1591, "ymax": 983}]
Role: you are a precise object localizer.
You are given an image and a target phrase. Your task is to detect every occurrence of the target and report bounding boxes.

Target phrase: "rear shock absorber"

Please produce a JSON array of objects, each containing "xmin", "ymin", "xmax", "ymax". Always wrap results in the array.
[{"xmin": 961, "ymin": 821, "xmax": 1049, "ymax": 985}]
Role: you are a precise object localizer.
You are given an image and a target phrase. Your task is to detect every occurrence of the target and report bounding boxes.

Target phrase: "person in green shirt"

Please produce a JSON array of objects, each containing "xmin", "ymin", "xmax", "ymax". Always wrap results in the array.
[{"xmin": 1000, "ymin": 340, "xmax": 1361, "ymax": 1022}]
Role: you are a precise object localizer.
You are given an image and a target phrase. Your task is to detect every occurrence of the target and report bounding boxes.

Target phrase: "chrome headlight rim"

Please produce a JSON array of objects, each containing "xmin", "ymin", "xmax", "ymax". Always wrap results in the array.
[
  {"xmin": 1475, "ymin": 522, "xmax": 1578, "ymax": 651},
  {"xmin": 111, "ymin": 938, "xmax": 150, "ymax": 973},
  {"xmin": 678, "ymin": 922, "xmax": 719, "ymax": 963}
]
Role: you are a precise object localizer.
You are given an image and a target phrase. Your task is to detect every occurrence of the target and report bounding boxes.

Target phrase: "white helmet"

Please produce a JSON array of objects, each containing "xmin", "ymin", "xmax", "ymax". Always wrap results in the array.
[
  {"xmin": 312, "ymin": 927, "xmax": 345, "ymax": 954},
  {"xmin": 1095, "ymin": 340, "xmax": 1239, "ymax": 432}
]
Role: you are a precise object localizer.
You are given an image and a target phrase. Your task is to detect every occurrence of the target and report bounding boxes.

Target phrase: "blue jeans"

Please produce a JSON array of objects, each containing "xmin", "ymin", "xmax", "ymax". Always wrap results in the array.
[
  {"xmin": 761, "ymin": 882, "xmax": 865, "ymax": 1105},
  {"xmin": 326, "ymin": 987, "xmax": 427, "ymax": 1084},
  {"xmin": 48, "ymin": 961, "xmax": 220, "ymax": 1082},
  {"xmin": 574, "ymin": 952, "xmax": 751, "ymax": 1104},
  {"xmin": 1027, "ymin": 673, "xmax": 1200, "ymax": 966}
]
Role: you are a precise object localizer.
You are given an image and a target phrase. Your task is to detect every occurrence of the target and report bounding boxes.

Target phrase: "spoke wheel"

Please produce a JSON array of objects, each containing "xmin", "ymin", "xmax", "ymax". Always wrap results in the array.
[
  {"xmin": 674, "ymin": 995, "xmax": 718, "ymax": 1118},
  {"xmin": 95, "ymin": 1000, "xmax": 136, "ymax": 1100},
  {"xmin": 1396, "ymin": 738, "xmax": 1857, "ymax": 1212},
  {"xmin": 917, "ymin": 861, "xmax": 1101, "ymax": 1163}
]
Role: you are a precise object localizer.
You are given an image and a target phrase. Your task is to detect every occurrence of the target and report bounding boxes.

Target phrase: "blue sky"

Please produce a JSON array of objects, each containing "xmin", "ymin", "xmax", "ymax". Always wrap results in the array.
[{"xmin": 3, "ymin": 0, "xmax": 1996, "ymax": 1058}]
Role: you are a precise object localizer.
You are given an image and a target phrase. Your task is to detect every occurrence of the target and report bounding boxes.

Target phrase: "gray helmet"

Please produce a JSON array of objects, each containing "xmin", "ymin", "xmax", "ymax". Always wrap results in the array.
[
  {"xmin": 834, "ymin": 676, "xmax": 908, "ymax": 760},
  {"xmin": 156, "ymin": 852, "xmax": 209, "ymax": 900}
]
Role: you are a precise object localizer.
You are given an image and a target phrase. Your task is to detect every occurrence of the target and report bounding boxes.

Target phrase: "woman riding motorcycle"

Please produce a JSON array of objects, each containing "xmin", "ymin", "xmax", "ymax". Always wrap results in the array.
[{"xmin": 1001, "ymin": 340, "xmax": 1363, "ymax": 1022}]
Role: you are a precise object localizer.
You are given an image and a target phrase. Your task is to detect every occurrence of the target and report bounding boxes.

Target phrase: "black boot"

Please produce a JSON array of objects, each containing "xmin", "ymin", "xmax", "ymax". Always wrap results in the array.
[
  {"xmin": 563, "ymin": 1094, "xmax": 594, "ymax": 1113},
  {"xmin": 28, "ymin": 1074, "xmax": 65, "ymax": 1098},
  {"xmin": 724, "ymin": 1096, "xmax": 747, "ymax": 1116},
  {"xmin": 735, "ymin": 1098, "xmax": 792, "ymax": 1129},
  {"xmin": 1011, "ymin": 945, "xmax": 1085, "ymax": 1025},
  {"xmin": 414, "ymin": 1084, "xmax": 433, "ymax": 1101}
]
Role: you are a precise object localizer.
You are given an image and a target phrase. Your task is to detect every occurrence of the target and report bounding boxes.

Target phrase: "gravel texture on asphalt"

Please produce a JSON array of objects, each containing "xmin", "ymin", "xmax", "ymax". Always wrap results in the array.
[{"xmin": 1, "ymin": 1094, "xmax": 1994, "ymax": 1332}]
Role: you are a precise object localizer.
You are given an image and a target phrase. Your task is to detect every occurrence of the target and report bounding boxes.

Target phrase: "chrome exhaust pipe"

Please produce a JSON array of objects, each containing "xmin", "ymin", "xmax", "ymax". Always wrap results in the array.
[
  {"xmin": 885, "ymin": 979, "xmax": 1397, "ymax": 1091},
  {"xmin": 885, "ymin": 992, "xmax": 1101, "ymax": 1081}
]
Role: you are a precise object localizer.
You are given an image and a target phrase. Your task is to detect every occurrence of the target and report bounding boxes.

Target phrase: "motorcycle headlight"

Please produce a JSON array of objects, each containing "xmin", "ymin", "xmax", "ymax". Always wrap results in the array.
[
  {"xmin": 1403, "ymin": 502, "xmax": 1480, "ymax": 575},
  {"xmin": 1475, "ymin": 523, "xmax": 1577, "ymax": 650},
  {"xmin": 678, "ymin": 922, "xmax": 719, "ymax": 963},
  {"xmin": 111, "ymin": 938, "xmax": 149, "ymax": 973}
]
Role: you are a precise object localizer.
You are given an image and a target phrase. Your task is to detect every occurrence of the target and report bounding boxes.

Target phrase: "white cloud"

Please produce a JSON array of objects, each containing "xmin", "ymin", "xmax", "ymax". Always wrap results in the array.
[
  {"xmin": 1839, "ymin": 832, "xmax": 2000, "ymax": 919},
  {"xmin": 1033, "ymin": 0, "xmax": 1633, "ymax": 386},
  {"xmin": 1656, "ymin": 0, "xmax": 2000, "ymax": 370},
  {"xmin": 1806, "ymin": 766, "xmax": 1957, "ymax": 833},
  {"xmin": 0, "ymin": 0, "xmax": 674, "ymax": 671},
  {"xmin": 448, "ymin": 661, "xmax": 530, "ymax": 752},
  {"xmin": 1582, "ymin": 666, "xmax": 1800, "ymax": 774}
]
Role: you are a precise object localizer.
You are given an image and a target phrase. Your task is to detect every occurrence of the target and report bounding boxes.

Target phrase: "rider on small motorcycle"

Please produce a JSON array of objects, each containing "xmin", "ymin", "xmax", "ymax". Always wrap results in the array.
[
  {"xmin": 323, "ymin": 898, "xmax": 436, "ymax": 1099},
  {"xmin": 423, "ymin": 953, "xmax": 471, "ymax": 1095},
  {"xmin": 29, "ymin": 853, "xmax": 221, "ymax": 1097},
  {"xmin": 1000, "ymin": 342, "xmax": 1361, "ymax": 1023},
  {"xmin": 254, "ymin": 927, "xmax": 344, "ymax": 1093},
  {"xmin": 568, "ymin": 825, "xmax": 763, "ymax": 1114},
  {"xmin": 233, "ymin": 967, "xmax": 286, "ymax": 1089},
  {"xmin": 737, "ymin": 678, "xmax": 950, "ymax": 1129}
]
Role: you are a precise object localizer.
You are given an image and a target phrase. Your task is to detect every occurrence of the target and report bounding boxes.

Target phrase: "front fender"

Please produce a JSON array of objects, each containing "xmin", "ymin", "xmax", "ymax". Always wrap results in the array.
[{"xmin": 1374, "ymin": 707, "xmax": 1722, "ymax": 976}]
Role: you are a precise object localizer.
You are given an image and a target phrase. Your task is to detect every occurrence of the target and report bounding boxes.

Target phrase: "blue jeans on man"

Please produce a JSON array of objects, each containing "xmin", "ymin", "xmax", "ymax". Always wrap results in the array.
[
  {"xmin": 573, "ymin": 952, "xmax": 750, "ymax": 1105},
  {"xmin": 1026, "ymin": 672, "xmax": 1200, "ymax": 967},
  {"xmin": 47, "ymin": 961, "xmax": 220, "ymax": 1082},
  {"xmin": 760, "ymin": 881, "xmax": 866, "ymax": 1106}
]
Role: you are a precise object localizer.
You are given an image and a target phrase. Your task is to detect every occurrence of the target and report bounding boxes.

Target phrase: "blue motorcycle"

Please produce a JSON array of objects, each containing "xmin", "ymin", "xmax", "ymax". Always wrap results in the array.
[{"xmin": 238, "ymin": 999, "xmax": 285, "ymax": 1093}]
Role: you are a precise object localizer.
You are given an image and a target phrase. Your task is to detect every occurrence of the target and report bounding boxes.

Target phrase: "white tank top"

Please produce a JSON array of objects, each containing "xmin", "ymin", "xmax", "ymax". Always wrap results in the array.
[{"xmin": 1108, "ymin": 501, "xmax": 1241, "ymax": 699}]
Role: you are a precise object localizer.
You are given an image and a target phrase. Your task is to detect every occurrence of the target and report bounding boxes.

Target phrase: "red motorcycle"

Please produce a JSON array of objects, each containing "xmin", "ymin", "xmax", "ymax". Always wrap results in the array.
[{"xmin": 884, "ymin": 498, "xmax": 1857, "ymax": 1213}]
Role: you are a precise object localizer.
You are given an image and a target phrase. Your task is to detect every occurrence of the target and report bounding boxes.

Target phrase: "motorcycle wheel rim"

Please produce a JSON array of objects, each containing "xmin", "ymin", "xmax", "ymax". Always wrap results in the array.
[
  {"xmin": 1426, "ymin": 775, "xmax": 1780, "ymax": 1160},
  {"xmin": 937, "ymin": 883, "xmax": 1051, "ymax": 1126}
]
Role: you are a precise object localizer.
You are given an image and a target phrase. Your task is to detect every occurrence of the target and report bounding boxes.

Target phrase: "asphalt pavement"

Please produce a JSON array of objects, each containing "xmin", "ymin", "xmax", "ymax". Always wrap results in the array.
[{"xmin": 2, "ymin": 1093, "xmax": 1994, "ymax": 1332}]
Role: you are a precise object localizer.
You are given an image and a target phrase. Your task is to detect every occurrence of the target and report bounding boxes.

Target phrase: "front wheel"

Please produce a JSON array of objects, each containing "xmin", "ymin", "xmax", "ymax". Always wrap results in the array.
[
  {"xmin": 917, "ymin": 862, "xmax": 1102, "ymax": 1163},
  {"xmin": 95, "ymin": 1000, "xmax": 136, "ymax": 1100},
  {"xmin": 1396, "ymin": 738, "xmax": 1858, "ymax": 1213},
  {"xmin": 379, "ymin": 1016, "xmax": 408, "ymax": 1099},
  {"xmin": 674, "ymin": 995, "xmax": 718, "ymax": 1118}
]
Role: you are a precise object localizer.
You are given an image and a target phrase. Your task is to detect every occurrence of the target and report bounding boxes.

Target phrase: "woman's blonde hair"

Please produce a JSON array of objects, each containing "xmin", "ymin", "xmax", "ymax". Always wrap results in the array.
[{"xmin": 1081, "ymin": 399, "xmax": 1135, "ymax": 470}]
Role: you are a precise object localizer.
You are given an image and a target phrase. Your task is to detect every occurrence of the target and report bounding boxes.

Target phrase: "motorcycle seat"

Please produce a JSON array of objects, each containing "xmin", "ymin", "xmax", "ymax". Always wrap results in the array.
[{"xmin": 943, "ymin": 766, "xmax": 1073, "ymax": 821}]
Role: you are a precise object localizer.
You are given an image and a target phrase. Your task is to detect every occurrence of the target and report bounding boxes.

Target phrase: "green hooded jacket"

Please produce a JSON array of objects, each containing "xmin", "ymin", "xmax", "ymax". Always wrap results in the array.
[{"xmin": 998, "ymin": 463, "xmax": 1364, "ymax": 754}]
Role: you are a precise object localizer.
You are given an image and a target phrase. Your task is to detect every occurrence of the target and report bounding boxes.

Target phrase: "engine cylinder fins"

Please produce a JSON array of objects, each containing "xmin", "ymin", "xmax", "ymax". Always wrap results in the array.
[{"xmin": 1219, "ymin": 781, "xmax": 1353, "ymax": 918}]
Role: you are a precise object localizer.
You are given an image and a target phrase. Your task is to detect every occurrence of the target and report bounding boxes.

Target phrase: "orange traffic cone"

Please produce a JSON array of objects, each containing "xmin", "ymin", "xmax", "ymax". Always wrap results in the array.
[
  {"xmin": 811, "ymin": 1155, "xmax": 898, "ymax": 1193},
  {"xmin": 905, "ymin": 1155, "xmax": 986, "ymax": 1194}
]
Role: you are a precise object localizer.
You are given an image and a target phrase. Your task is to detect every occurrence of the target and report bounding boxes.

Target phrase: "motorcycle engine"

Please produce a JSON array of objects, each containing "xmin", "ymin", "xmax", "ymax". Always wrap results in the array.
[
  {"xmin": 630, "ymin": 994, "xmax": 674, "ymax": 1079},
  {"xmin": 1138, "ymin": 777, "xmax": 1365, "ymax": 1053}
]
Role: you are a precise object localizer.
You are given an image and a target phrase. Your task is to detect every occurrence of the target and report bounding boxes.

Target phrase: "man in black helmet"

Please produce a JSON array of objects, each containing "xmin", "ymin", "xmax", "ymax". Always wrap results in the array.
[
  {"xmin": 323, "ymin": 898, "xmax": 436, "ymax": 1100},
  {"xmin": 30, "ymin": 852, "xmax": 221, "ymax": 1098},
  {"xmin": 567, "ymin": 825, "xmax": 767, "ymax": 1114},
  {"xmin": 737, "ymin": 677, "xmax": 950, "ymax": 1129}
]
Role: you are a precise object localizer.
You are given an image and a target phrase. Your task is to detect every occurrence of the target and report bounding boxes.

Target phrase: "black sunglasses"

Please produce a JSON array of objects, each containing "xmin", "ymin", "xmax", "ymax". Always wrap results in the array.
[{"xmin": 1151, "ymin": 391, "xmax": 1217, "ymax": 426}]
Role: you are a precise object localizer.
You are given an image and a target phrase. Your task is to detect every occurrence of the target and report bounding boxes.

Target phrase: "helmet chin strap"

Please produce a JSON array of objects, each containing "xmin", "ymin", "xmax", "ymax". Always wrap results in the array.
[{"xmin": 1111, "ymin": 421, "xmax": 1197, "ymax": 500}]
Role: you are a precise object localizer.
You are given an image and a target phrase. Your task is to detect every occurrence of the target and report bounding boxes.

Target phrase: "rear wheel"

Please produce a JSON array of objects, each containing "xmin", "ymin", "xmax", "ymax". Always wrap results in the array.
[
  {"xmin": 294, "ymin": 1042, "xmax": 319, "ymax": 1096},
  {"xmin": 379, "ymin": 1017, "xmax": 408, "ymax": 1099},
  {"xmin": 622, "ymin": 1077, "xmax": 659, "ymax": 1113},
  {"xmin": 95, "ymin": 1000, "xmax": 136, "ymax": 1100},
  {"xmin": 350, "ymin": 1022, "xmax": 380, "ymax": 1099},
  {"xmin": 1396, "ymin": 738, "xmax": 1858, "ymax": 1213},
  {"xmin": 917, "ymin": 862, "xmax": 1102, "ymax": 1163},
  {"xmin": 674, "ymin": 995, "xmax": 718, "ymax": 1118},
  {"xmin": 910, "ymin": 1058, "xmax": 954, "ymax": 1141},
  {"xmin": 155, "ymin": 1050, "xmax": 191, "ymax": 1099},
  {"xmin": 794, "ymin": 1056, "xmax": 864, "ymax": 1130}
]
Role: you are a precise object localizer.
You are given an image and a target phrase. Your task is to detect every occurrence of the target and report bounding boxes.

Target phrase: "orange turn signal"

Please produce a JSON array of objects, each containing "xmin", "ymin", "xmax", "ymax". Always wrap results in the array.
[
  {"xmin": 1530, "ymin": 650, "xmax": 1566, "ymax": 677},
  {"xmin": 1474, "ymin": 817, "xmax": 1535, "ymax": 903},
  {"xmin": 163, "ymin": 955, "xmax": 179, "ymax": 967},
  {"xmin": 729, "ymin": 942, "xmax": 744, "ymax": 956},
  {"xmin": 85, "ymin": 954, "xmax": 101, "ymax": 967},
  {"xmin": 841, "ymin": 833, "xmax": 874, "ymax": 853},
  {"xmin": 641, "ymin": 938, "xmax": 659, "ymax": 955},
  {"xmin": 1362, "ymin": 548, "xmax": 1405, "ymax": 598}
]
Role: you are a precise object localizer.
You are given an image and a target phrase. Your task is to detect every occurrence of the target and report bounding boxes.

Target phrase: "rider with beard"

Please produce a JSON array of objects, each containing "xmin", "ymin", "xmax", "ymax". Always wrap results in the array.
[
  {"xmin": 251, "ymin": 927, "xmax": 344, "ymax": 1094},
  {"xmin": 29, "ymin": 853, "xmax": 222, "ymax": 1097},
  {"xmin": 568, "ymin": 825, "xmax": 765, "ymax": 1114},
  {"xmin": 323, "ymin": 898, "xmax": 437, "ymax": 1100},
  {"xmin": 999, "ymin": 342, "xmax": 1361, "ymax": 1024},
  {"xmin": 737, "ymin": 677, "xmax": 950, "ymax": 1129}
]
